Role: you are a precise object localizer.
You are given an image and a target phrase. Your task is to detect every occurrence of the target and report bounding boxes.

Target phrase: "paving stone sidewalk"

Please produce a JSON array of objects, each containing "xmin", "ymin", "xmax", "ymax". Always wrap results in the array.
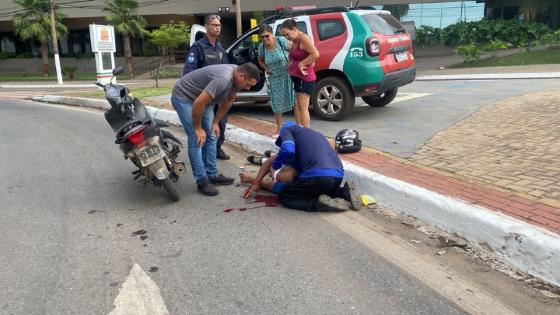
[{"xmin": 411, "ymin": 89, "xmax": 560, "ymax": 207}]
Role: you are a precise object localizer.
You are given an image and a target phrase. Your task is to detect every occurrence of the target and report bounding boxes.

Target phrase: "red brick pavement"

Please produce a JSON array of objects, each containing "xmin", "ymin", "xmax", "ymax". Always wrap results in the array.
[{"xmin": 229, "ymin": 114, "xmax": 560, "ymax": 235}]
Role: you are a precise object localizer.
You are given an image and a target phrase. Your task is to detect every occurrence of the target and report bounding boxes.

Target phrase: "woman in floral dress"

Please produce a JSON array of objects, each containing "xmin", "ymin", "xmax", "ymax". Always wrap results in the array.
[{"xmin": 257, "ymin": 24, "xmax": 296, "ymax": 136}]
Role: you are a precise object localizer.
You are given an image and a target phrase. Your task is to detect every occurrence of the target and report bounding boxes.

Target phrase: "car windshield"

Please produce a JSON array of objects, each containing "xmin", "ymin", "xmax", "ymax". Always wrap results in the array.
[{"xmin": 362, "ymin": 13, "xmax": 406, "ymax": 35}]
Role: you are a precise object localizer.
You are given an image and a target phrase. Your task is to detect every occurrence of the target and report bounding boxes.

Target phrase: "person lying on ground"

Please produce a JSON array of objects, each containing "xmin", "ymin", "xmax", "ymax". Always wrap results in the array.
[{"xmin": 240, "ymin": 121, "xmax": 361, "ymax": 211}]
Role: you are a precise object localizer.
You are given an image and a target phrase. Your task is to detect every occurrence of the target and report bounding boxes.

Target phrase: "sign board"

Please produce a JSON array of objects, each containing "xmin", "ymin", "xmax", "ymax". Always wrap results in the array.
[
  {"xmin": 89, "ymin": 24, "xmax": 116, "ymax": 85},
  {"xmin": 89, "ymin": 24, "xmax": 116, "ymax": 52}
]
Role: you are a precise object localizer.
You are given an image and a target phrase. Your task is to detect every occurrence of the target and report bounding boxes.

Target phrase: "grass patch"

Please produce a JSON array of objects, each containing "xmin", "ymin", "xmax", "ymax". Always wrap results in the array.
[
  {"xmin": 450, "ymin": 47, "xmax": 560, "ymax": 68},
  {"xmin": 77, "ymin": 86, "xmax": 172, "ymax": 99}
]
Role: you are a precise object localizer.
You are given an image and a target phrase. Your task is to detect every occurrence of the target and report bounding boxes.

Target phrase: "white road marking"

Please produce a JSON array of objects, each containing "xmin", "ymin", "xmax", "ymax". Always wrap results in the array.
[
  {"xmin": 323, "ymin": 211, "xmax": 518, "ymax": 315},
  {"xmin": 392, "ymin": 92, "xmax": 432, "ymax": 103},
  {"xmin": 109, "ymin": 263, "xmax": 169, "ymax": 315}
]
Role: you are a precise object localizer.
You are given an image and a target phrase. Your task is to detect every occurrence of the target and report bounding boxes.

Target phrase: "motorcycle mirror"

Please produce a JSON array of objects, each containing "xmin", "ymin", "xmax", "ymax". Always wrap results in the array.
[{"xmin": 112, "ymin": 66, "xmax": 124, "ymax": 76}]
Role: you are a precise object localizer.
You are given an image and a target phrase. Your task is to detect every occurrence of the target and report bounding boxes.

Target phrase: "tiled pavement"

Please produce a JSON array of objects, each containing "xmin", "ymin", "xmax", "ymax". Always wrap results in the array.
[{"xmin": 228, "ymin": 113, "xmax": 560, "ymax": 236}]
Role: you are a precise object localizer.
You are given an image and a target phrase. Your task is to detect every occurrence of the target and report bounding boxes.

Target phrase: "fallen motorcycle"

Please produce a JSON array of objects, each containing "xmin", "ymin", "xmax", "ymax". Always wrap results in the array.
[{"xmin": 96, "ymin": 66, "xmax": 185, "ymax": 201}]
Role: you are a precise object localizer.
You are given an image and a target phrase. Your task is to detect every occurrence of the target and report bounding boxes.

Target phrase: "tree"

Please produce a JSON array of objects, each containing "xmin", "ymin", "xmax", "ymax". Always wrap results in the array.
[
  {"xmin": 382, "ymin": 4, "xmax": 409, "ymax": 21},
  {"xmin": 519, "ymin": 0, "xmax": 553, "ymax": 23},
  {"xmin": 147, "ymin": 22, "xmax": 189, "ymax": 87},
  {"xmin": 103, "ymin": 0, "xmax": 146, "ymax": 78},
  {"xmin": 12, "ymin": 0, "xmax": 68, "ymax": 76}
]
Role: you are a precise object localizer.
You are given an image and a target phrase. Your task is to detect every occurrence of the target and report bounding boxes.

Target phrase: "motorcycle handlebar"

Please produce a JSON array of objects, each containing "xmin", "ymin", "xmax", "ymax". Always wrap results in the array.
[{"xmin": 95, "ymin": 81, "xmax": 105, "ymax": 88}]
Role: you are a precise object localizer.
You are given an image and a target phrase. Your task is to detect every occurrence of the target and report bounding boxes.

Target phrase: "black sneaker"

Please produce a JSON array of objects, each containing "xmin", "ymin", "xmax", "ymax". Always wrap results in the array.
[
  {"xmin": 343, "ymin": 181, "xmax": 362, "ymax": 211},
  {"xmin": 216, "ymin": 148, "xmax": 230, "ymax": 160},
  {"xmin": 197, "ymin": 179, "xmax": 219, "ymax": 196},
  {"xmin": 264, "ymin": 150, "xmax": 273, "ymax": 157},
  {"xmin": 208, "ymin": 174, "xmax": 235, "ymax": 186},
  {"xmin": 317, "ymin": 194, "xmax": 350, "ymax": 211},
  {"xmin": 247, "ymin": 155, "xmax": 266, "ymax": 165}
]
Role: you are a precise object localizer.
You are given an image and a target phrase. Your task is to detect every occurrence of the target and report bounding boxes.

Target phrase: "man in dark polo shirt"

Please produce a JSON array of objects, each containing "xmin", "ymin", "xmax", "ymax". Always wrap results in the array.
[
  {"xmin": 172, "ymin": 63, "xmax": 260, "ymax": 196},
  {"xmin": 183, "ymin": 14, "xmax": 231, "ymax": 161},
  {"xmin": 241, "ymin": 122, "xmax": 361, "ymax": 211}
]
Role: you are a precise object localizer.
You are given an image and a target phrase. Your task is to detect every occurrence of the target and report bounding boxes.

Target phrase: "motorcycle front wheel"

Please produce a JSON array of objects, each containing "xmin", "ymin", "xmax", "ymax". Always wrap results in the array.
[{"xmin": 160, "ymin": 178, "xmax": 180, "ymax": 202}]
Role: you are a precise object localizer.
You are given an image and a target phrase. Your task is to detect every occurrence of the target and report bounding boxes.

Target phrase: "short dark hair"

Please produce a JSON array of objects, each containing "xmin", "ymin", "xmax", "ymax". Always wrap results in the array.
[
  {"xmin": 205, "ymin": 14, "xmax": 221, "ymax": 24},
  {"xmin": 238, "ymin": 63, "xmax": 260, "ymax": 82},
  {"xmin": 281, "ymin": 19, "xmax": 297, "ymax": 30},
  {"xmin": 258, "ymin": 24, "xmax": 273, "ymax": 35}
]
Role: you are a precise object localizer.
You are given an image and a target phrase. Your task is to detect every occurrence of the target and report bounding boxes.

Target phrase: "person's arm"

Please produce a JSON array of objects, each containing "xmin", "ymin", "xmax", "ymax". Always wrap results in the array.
[
  {"xmin": 243, "ymin": 157, "xmax": 274, "ymax": 198},
  {"xmin": 272, "ymin": 127, "xmax": 296, "ymax": 170},
  {"xmin": 297, "ymin": 34, "xmax": 319, "ymax": 75},
  {"xmin": 258, "ymin": 56, "xmax": 270, "ymax": 74},
  {"xmin": 183, "ymin": 44, "xmax": 201, "ymax": 75},
  {"xmin": 191, "ymin": 90, "xmax": 213, "ymax": 146},
  {"xmin": 211, "ymin": 92, "xmax": 237, "ymax": 136}
]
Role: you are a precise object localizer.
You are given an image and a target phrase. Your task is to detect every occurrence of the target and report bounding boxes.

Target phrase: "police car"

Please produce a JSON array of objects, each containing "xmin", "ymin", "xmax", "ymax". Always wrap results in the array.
[{"xmin": 192, "ymin": 6, "xmax": 416, "ymax": 121}]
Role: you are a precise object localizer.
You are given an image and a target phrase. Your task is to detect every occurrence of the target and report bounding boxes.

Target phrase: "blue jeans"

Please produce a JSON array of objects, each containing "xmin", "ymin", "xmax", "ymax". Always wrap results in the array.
[{"xmin": 171, "ymin": 96, "xmax": 217, "ymax": 183}]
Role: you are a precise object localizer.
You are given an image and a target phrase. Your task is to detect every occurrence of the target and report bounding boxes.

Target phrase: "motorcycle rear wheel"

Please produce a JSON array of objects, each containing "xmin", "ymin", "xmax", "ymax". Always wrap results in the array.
[{"xmin": 160, "ymin": 178, "xmax": 180, "ymax": 202}]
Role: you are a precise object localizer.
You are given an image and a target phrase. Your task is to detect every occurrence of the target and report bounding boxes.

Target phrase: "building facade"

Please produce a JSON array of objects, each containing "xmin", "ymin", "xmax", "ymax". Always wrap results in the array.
[{"xmin": 0, "ymin": 0, "xmax": 558, "ymax": 58}]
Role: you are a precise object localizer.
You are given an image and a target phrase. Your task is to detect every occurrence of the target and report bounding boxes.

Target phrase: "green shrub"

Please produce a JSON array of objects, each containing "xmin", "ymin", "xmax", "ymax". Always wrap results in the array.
[
  {"xmin": 482, "ymin": 39, "xmax": 509, "ymax": 57},
  {"xmin": 0, "ymin": 51, "xmax": 14, "ymax": 59},
  {"xmin": 62, "ymin": 65, "xmax": 78, "ymax": 79},
  {"xmin": 542, "ymin": 29, "xmax": 560, "ymax": 47},
  {"xmin": 416, "ymin": 25, "xmax": 443, "ymax": 46},
  {"xmin": 16, "ymin": 52, "xmax": 34, "ymax": 58},
  {"xmin": 456, "ymin": 44, "xmax": 481, "ymax": 63},
  {"xmin": 442, "ymin": 19, "xmax": 551, "ymax": 48}
]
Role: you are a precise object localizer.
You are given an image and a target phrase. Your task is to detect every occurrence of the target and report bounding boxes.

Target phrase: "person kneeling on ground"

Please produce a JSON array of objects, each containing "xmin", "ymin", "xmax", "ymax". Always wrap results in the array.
[{"xmin": 241, "ymin": 122, "xmax": 361, "ymax": 211}]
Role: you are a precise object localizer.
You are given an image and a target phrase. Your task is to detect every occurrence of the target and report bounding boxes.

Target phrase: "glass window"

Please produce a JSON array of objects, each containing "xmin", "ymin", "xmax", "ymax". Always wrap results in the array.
[
  {"xmin": 362, "ymin": 13, "xmax": 406, "ymax": 35},
  {"xmin": 275, "ymin": 21, "xmax": 308, "ymax": 36},
  {"xmin": 317, "ymin": 20, "xmax": 345, "ymax": 40}
]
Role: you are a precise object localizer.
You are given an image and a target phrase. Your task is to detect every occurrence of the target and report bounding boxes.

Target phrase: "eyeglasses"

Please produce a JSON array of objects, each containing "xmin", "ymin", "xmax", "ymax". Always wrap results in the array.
[{"xmin": 260, "ymin": 34, "xmax": 271, "ymax": 40}]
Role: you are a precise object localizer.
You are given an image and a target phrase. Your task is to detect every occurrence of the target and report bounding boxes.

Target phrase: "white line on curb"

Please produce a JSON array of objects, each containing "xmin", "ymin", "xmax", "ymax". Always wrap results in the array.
[{"xmin": 417, "ymin": 72, "xmax": 560, "ymax": 81}]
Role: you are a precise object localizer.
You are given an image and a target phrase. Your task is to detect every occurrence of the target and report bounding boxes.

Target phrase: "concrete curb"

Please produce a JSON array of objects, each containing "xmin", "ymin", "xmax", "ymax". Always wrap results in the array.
[
  {"xmin": 34, "ymin": 95, "xmax": 560, "ymax": 287},
  {"xmin": 417, "ymin": 72, "xmax": 560, "ymax": 81}
]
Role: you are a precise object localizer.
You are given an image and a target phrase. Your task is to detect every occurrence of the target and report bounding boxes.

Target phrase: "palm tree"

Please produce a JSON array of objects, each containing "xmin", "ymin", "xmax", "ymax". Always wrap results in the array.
[
  {"xmin": 382, "ymin": 4, "xmax": 409, "ymax": 21},
  {"xmin": 13, "ymin": 0, "xmax": 68, "ymax": 76},
  {"xmin": 103, "ymin": 0, "xmax": 147, "ymax": 78}
]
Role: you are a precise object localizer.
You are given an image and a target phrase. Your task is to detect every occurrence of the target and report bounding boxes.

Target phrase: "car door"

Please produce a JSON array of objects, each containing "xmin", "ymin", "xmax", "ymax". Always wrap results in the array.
[{"xmin": 226, "ymin": 28, "xmax": 268, "ymax": 102}]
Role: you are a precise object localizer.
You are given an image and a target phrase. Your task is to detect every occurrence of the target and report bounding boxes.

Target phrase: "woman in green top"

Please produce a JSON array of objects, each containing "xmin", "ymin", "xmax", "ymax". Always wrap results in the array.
[{"xmin": 257, "ymin": 24, "xmax": 296, "ymax": 137}]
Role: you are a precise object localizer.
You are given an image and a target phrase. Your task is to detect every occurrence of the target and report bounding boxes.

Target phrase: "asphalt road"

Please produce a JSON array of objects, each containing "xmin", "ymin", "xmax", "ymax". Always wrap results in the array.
[
  {"xmin": 0, "ymin": 99, "xmax": 469, "ymax": 313},
  {"xmin": 230, "ymin": 78, "xmax": 560, "ymax": 157}
]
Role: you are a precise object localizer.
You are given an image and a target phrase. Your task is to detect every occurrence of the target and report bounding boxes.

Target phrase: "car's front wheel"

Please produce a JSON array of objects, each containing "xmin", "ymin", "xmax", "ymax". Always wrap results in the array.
[
  {"xmin": 312, "ymin": 77, "xmax": 355, "ymax": 121},
  {"xmin": 361, "ymin": 88, "xmax": 398, "ymax": 107}
]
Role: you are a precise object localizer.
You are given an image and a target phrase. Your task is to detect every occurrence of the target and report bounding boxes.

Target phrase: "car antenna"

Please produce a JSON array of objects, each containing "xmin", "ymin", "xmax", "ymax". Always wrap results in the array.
[{"xmin": 354, "ymin": 0, "xmax": 360, "ymax": 8}]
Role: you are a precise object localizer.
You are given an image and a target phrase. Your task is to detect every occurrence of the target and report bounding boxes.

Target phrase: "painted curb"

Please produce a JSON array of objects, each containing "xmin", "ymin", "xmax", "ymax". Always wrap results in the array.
[
  {"xmin": 417, "ymin": 72, "xmax": 560, "ymax": 81},
  {"xmin": 35, "ymin": 95, "xmax": 560, "ymax": 287}
]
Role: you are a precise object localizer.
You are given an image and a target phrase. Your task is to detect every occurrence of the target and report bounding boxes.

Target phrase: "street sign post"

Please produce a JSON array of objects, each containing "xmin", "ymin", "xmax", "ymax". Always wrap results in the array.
[{"xmin": 89, "ymin": 24, "xmax": 116, "ymax": 85}]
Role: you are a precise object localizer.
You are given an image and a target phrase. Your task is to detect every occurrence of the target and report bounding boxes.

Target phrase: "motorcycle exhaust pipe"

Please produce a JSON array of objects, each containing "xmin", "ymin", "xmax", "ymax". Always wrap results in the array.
[{"xmin": 173, "ymin": 162, "xmax": 187, "ymax": 174}]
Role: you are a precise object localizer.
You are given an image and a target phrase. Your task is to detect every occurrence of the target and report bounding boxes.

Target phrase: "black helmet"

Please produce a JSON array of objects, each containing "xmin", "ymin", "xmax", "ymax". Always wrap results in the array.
[{"xmin": 335, "ymin": 129, "xmax": 361, "ymax": 154}]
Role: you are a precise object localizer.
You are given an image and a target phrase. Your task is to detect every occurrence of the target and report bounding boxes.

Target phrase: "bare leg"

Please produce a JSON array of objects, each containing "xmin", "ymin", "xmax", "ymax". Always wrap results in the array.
[
  {"xmin": 293, "ymin": 101, "xmax": 301, "ymax": 126},
  {"xmin": 296, "ymin": 92, "xmax": 311, "ymax": 128},
  {"xmin": 274, "ymin": 112, "xmax": 282, "ymax": 134}
]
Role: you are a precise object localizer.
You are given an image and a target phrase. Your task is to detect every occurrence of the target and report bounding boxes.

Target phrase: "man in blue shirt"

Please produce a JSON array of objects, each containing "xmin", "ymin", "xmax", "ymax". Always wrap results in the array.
[
  {"xmin": 184, "ymin": 14, "xmax": 231, "ymax": 160},
  {"xmin": 241, "ymin": 122, "xmax": 361, "ymax": 211}
]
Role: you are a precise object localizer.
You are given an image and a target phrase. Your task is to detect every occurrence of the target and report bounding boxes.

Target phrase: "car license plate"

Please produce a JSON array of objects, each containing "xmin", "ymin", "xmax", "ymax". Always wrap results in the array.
[
  {"xmin": 137, "ymin": 144, "xmax": 165, "ymax": 167},
  {"xmin": 395, "ymin": 51, "xmax": 408, "ymax": 62}
]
